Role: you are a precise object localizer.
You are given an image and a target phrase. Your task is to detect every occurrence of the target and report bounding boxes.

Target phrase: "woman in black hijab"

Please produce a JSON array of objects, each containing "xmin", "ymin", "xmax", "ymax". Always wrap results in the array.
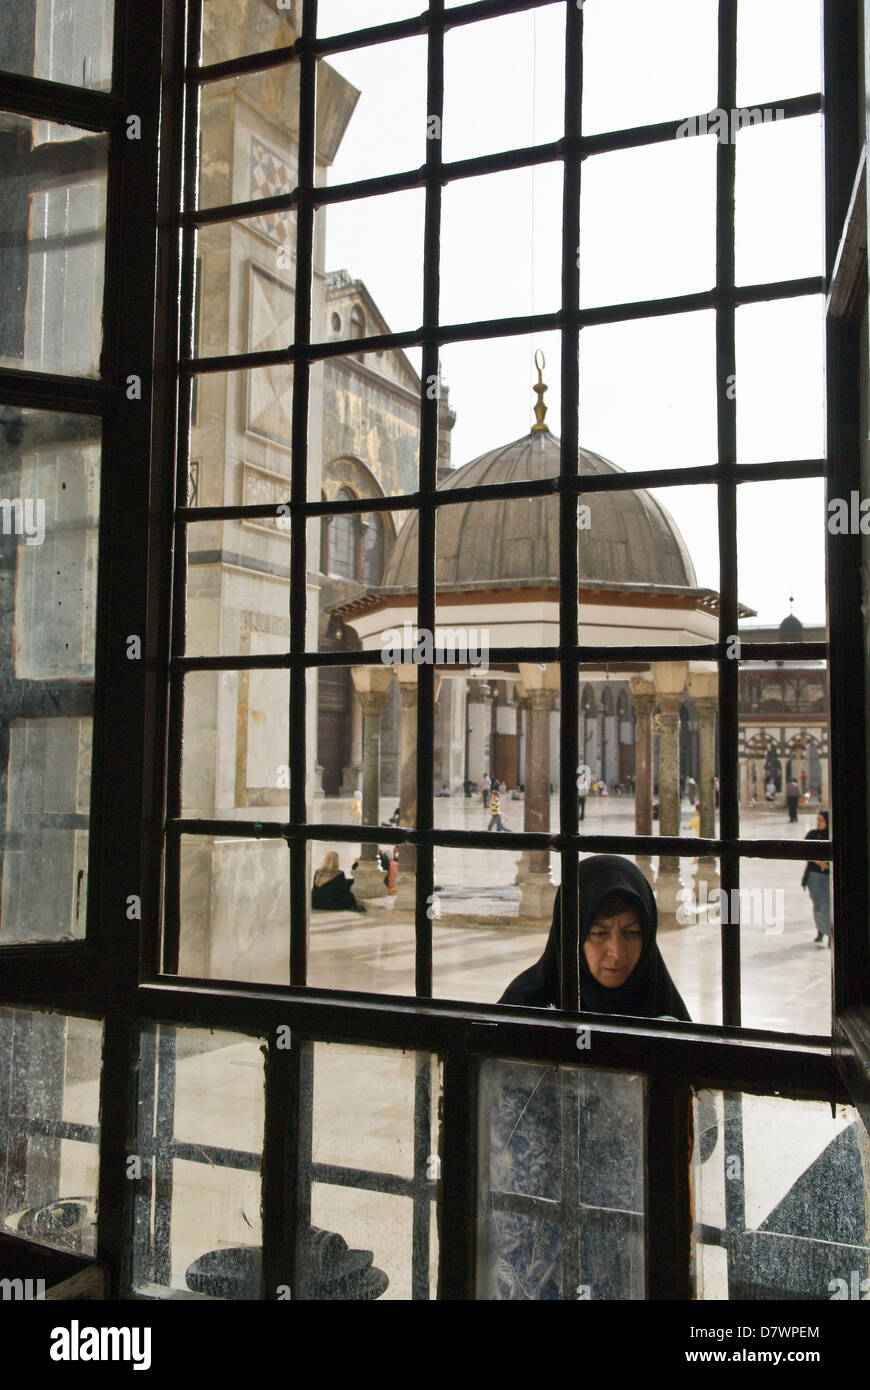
[
  {"xmin": 500, "ymin": 854, "xmax": 690, "ymax": 1020},
  {"xmin": 486, "ymin": 856, "xmax": 694, "ymax": 1299}
]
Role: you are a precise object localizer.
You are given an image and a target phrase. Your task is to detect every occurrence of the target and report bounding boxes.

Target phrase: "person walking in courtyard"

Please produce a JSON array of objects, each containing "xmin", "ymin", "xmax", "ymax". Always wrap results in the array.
[
  {"xmin": 786, "ymin": 777, "xmax": 800, "ymax": 823},
  {"xmin": 802, "ymin": 810, "xmax": 831, "ymax": 947},
  {"xmin": 481, "ymin": 772, "xmax": 491, "ymax": 808},
  {"xmin": 487, "ymin": 786, "xmax": 508, "ymax": 832}
]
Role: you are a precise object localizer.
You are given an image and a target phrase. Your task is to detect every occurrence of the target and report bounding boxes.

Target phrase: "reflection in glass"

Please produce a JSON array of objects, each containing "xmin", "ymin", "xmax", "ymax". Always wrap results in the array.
[
  {"xmin": 0, "ymin": 408, "xmax": 100, "ymax": 943},
  {"xmin": 478, "ymin": 1060, "xmax": 645, "ymax": 1300},
  {"xmin": 0, "ymin": 1009, "xmax": 102, "ymax": 1256},
  {"xmin": 309, "ymin": 1042, "xmax": 440, "ymax": 1300},
  {"xmin": 693, "ymin": 1091, "xmax": 870, "ymax": 1299},
  {"xmin": 131, "ymin": 1024, "xmax": 264, "ymax": 1296},
  {"xmin": 0, "ymin": 114, "xmax": 107, "ymax": 377},
  {"xmin": 0, "ymin": 1, "xmax": 114, "ymax": 90}
]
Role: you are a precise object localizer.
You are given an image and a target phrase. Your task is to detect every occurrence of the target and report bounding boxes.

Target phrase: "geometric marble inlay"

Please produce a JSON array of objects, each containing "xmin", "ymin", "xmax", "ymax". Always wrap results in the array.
[
  {"xmin": 247, "ymin": 264, "xmax": 294, "ymax": 446},
  {"xmin": 249, "ymin": 134, "xmax": 296, "ymax": 248}
]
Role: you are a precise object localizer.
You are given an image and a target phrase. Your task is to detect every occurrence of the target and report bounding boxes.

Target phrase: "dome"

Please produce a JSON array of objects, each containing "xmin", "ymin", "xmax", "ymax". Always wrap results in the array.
[
  {"xmin": 778, "ymin": 612, "xmax": 804, "ymax": 640},
  {"xmin": 381, "ymin": 430, "xmax": 697, "ymax": 592}
]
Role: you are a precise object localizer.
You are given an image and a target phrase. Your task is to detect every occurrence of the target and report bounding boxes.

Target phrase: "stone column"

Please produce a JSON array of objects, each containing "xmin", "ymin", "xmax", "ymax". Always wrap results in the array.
[
  {"xmin": 350, "ymin": 666, "xmax": 393, "ymax": 900},
  {"xmin": 395, "ymin": 667, "xmax": 418, "ymax": 910},
  {"xmin": 629, "ymin": 678, "xmax": 655, "ymax": 837},
  {"xmin": 651, "ymin": 661, "xmax": 687, "ymax": 927},
  {"xmin": 687, "ymin": 671, "xmax": 717, "ymax": 845},
  {"xmin": 341, "ymin": 693, "xmax": 363, "ymax": 793},
  {"xmin": 517, "ymin": 664, "xmax": 558, "ymax": 920},
  {"xmin": 688, "ymin": 672, "xmax": 720, "ymax": 913},
  {"xmin": 513, "ymin": 687, "xmax": 531, "ymax": 887}
]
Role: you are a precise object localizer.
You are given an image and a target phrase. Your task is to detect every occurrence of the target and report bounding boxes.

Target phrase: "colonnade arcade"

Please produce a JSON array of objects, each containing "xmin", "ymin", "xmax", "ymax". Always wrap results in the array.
[{"xmin": 346, "ymin": 659, "xmax": 719, "ymax": 925}]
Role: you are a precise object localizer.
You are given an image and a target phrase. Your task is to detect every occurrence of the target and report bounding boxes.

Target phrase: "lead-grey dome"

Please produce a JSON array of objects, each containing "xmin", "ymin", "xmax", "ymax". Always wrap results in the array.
[{"xmin": 381, "ymin": 430, "xmax": 697, "ymax": 591}]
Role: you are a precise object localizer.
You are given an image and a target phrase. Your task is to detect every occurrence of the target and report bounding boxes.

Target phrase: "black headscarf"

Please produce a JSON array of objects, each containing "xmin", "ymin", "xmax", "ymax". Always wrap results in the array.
[
  {"xmin": 805, "ymin": 810, "xmax": 829, "ymax": 841},
  {"xmin": 499, "ymin": 855, "xmax": 691, "ymax": 1021}
]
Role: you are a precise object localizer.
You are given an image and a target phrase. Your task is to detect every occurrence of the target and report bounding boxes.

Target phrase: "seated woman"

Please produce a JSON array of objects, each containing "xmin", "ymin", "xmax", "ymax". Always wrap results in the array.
[
  {"xmin": 311, "ymin": 852, "xmax": 366, "ymax": 913},
  {"xmin": 487, "ymin": 856, "xmax": 695, "ymax": 1300}
]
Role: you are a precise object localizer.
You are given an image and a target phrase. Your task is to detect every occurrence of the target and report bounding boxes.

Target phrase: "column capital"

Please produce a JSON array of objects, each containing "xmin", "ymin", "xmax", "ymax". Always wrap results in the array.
[
  {"xmin": 526, "ymin": 688, "xmax": 557, "ymax": 712},
  {"xmin": 630, "ymin": 690, "xmax": 656, "ymax": 717},
  {"xmin": 356, "ymin": 688, "xmax": 390, "ymax": 718},
  {"xmin": 694, "ymin": 695, "xmax": 718, "ymax": 717},
  {"xmin": 656, "ymin": 692, "xmax": 684, "ymax": 719}
]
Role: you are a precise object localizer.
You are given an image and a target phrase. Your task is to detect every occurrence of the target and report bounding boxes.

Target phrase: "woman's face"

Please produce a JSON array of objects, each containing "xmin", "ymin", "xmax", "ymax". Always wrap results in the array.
[
  {"xmin": 583, "ymin": 904, "xmax": 643, "ymax": 987},
  {"xmin": 816, "ymin": 814, "xmax": 827, "ymax": 833}
]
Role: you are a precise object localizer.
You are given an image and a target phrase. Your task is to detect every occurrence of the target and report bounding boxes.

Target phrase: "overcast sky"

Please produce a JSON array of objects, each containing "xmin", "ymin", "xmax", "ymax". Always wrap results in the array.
[{"xmin": 320, "ymin": 0, "xmax": 825, "ymax": 626}]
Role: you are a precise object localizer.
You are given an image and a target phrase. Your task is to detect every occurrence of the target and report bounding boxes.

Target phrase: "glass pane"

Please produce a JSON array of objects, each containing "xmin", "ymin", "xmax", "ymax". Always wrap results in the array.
[
  {"xmin": 582, "ymin": 0, "xmax": 718, "ymax": 136},
  {"xmin": 736, "ymin": 0, "xmax": 823, "ymax": 110},
  {"xmin": 308, "ymin": 1042, "xmax": 440, "ymax": 1299},
  {"xmin": 177, "ymin": 834, "xmax": 292, "ymax": 984},
  {"xmin": 181, "ymin": 669, "xmax": 290, "ymax": 826},
  {"xmin": 197, "ymin": 68, "xmax": 300, "ymax": 211},
  {"xmin": 440, "ymin": 165, "xmax": 562, "ymax": 326},
  {"xmin": 693, "ymin": 1091, "xmax": 870, "ymax": 1299},
  {"xmin": 0, "ymin": 1, "xmax": 114, "ymax": 90},
  {"xmin": 735, "ymin": 115, "xmax": 824, "ymax": 286},
  {"xmin": 131, "ymin": 1024, "xmax": 265, "ymax": 1297},
  {"xmin": 736, "ymin": 651, "xmax": 829, "ymax": 834},
  {"xmin": 2, "ymin": 719, "xmax": 92, "ymax": 943},
  {"xmin": 201, "ymin": 0, "xmax": 299, "ymax": 68},
  {"xmin": 194, "ymin": 227, "xmax": 297, "ymax": 361},
  {"xmin": 318, "ymin": 1, "xmax": 422, "ymax": 37},
  {"xmin": 580, "ymin": 138, "xmax": 717, "ymax": 309},
  {"xmin": 738, "ymin": 479, "xmax": 825, "ymax": 632},
  {"xmin": 579, "ymin": 313, "xmax": 718, "ymax": 473},
  {"xmin": 308, "ymin": 837, "xmax": 412, "ymax": 995},
  {"xmin": 319, "ymin": 36, "xmax": 428, "ymax": 185},
  {"xmin": 0, "ymin": 114, "xmax": 108, "ymax": 377},
  {"xmin": 478, "ymin": 1059, "xmax": 645, "ymax": 1299},
  {"xmin": 439, "ymin": 330, "xmax": 561, "ymax": 478},
  {"xmin": 320, "ymin": 334, "xmax": 423, "ymax": 497},
  {"xmin": 433, "ymin": 844, "xmax": 551, "ymax": 1005},
  {"xmin": 184, "ymin": 518, "xmax": 292, "ymax": 659},
  {"xmin": 0, "ymin": 407, "xmax": 100, "ymax": 944},
  {"xmin": 734, "ymin": 857, "xmax": 831, "ymax": 1035},
  {"xmin": 442, "ymin": 7, "xmax": 564, "ymax": 164},
  {"xmin": 317, "ymin": 186, "xmax": 426, "ymax": 340},
  {"xmin": 0, "ymin": 1008, "xmax": 102, "ymax": 1257},
  {"xmin": 735, "ymin": 297, "xmax": 825, "ymax": 464}
]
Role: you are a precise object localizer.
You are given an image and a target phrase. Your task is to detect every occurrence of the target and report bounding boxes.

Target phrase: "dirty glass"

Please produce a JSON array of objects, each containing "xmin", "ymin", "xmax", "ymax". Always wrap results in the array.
[
  {"xmin": 0, "ymin": 1, "xmax": 114, "ymax": 90},
  {"xmin": 307, "ymin": 1042, "xmax": 440, "ymax": 1300},
  {"xmin": 0, "ymin": 1008, "xmax": 102, "ymax": 1257},
  {"xmin": 131, "ymin": 1024, "xmax": 265, "ymax": 1297},
  {"xmin": 692, "ymin": 1090, "xmax": 870, "ymax": 1299},
  {"xmin": 0, "ymin": 406, "xmax": 100, "ymax": 943},
  {"xmin": 0, "ymin": 114, "xmax": 108, "ymax": 377},
  {"xmin": 477, "ymin": 1059, "xmax": 645, "ymax": 1300}
]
